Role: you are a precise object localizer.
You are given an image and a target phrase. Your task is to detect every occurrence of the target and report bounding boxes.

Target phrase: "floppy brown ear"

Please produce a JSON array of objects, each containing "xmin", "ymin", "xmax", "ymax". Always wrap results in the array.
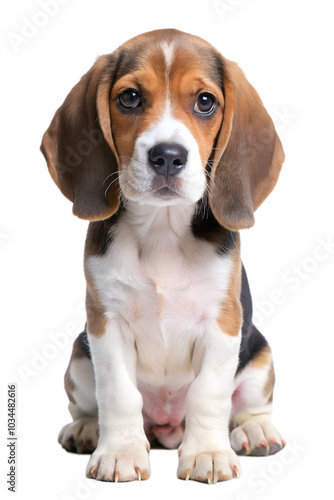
[
  {"xmin": 209, "ymin": 58, "xmax": 285, "ymax": 231},
  {"xmin": 40, "ymin": 55, "xmax": 120, "ymax": 221}
]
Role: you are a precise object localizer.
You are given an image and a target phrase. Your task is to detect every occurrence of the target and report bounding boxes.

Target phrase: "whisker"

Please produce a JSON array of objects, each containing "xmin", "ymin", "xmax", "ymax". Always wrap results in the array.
[
  {"xmin": 206, "ymin": 184, "xmax": 214, "ymax": 198},
  {"xmin": 102, "ymin": 171, "xmax": 119, "ymax": 185},
  {"xmin": 204, "ymin": 169, "xmax": 216, "ymax": 190},
  {"xmin": 104, "ymin": 176, "xmax": 121, "ymax": 197}
]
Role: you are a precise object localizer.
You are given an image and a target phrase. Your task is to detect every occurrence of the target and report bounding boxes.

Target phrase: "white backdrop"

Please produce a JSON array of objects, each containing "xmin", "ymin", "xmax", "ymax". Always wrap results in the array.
[{"xmin": 1, "ymin": 0, "xmax": 333, "ymax": 499}]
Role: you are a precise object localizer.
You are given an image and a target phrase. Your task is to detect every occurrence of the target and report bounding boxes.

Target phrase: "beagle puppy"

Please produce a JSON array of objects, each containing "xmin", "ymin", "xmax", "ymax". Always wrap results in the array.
[{"xmin": 41, "ymin": 29, "xmax": 285, "ymax": 484}]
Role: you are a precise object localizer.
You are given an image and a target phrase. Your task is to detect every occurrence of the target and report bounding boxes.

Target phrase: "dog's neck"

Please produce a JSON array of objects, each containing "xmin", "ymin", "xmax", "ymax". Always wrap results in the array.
[{"xmin": 122, "ymin": 201, "xmax": 196, "ymax": 244}]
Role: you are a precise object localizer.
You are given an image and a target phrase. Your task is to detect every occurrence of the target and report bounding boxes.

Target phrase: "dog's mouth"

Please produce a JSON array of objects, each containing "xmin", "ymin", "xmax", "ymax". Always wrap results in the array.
[
  {"xmin": 151, "ymin": 175, "xmax": 183, "ymax": 199},
  {"xmin": 153, "ymin": 186, "xmax": 180, "ymax": 199}
]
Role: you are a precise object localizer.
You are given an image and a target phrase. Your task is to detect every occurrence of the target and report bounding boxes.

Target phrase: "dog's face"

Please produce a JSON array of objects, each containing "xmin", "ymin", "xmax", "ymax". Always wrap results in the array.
[
  {"xmin": 41, "ymin": 29, "xmax": 284, "ymax": 230},
  {"xmin": 109, "ymin": 40, "xmax": 224, "ymax": 207}
]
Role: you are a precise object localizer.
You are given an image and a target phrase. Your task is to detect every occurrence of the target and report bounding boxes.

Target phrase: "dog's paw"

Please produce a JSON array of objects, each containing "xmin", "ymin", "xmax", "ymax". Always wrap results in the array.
[
  {"xmin": 58, "ymin": 417, "xmax": 98, "ymax": 454},
  {"xmin": 231, "ymin": 418, "xmax": 285, "ymax": 456},
  {"xmin": 86, "ymin": 443, "xmax": 150, "ymax": 482},
  {"xmin": 177, "ymin": 448, "xmax": 240, "ymax": 484}
]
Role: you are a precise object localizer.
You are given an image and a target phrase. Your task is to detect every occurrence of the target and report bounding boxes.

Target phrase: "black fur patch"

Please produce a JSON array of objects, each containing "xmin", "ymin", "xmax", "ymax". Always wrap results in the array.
[
  {"xmin": 192, "ymin": 200, "xmax": 237, "ymax": 256},
  {"xmin": 76, "ymin": 329, "xmax": 92, "ymax": 361},
  {"xmin": 238, "ymin": 265, "xmax": 268, "ymax": 372},
  {"xmin": 85, "ymin": 202, "xmax": 124, "ymax": 256}
]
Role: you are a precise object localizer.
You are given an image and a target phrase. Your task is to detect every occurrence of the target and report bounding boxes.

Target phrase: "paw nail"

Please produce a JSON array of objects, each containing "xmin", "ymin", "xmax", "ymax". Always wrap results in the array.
[
  {"xmin": 135, "ymin": 467, "xmax": 142, "ymax": 481},
  {"xmin": 242, "ymin": 442, "xmax": 249, "ymax": 450},
  {"xmin": 269, "ymin": 439, "xmax": 277, "ymax": 444},
  {"xmin": 90, "ymin": 465, "xmax": 97, "ymax": 479},
  {"xmin": 257, "ymin": 441, "xmax": 268, "ymax": 448},
  {"xmin": 233, "ymin": 466, "xmax": 240, "ymax": 478},
  {"xmin": 185, "ymin": 470, "xmax": 191, "ymax": 481},
  {"xmin": 114, "ymin": 471, "xmax": 120, "ymax": 483},
  {"xmin": 207, "ymin": 472, "xmax": 212, "ymax": 484}
]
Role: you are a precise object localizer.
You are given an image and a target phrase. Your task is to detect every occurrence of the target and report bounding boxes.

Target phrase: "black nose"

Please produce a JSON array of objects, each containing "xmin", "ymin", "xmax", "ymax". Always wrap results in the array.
[{"xmin": 148, "ymin": 143, "xmax": 188, "ymax": 178}]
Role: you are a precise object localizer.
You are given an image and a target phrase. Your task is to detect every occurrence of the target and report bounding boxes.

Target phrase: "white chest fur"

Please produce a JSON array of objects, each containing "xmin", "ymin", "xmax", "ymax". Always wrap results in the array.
[{"xmin": 86, "ymin": 203, "xmax": 233, "ymax": 389}]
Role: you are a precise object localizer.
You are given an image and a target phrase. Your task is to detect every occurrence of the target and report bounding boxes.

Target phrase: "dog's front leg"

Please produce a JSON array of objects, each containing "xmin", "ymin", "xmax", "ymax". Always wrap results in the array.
[
  {"xmin": 86, "ymin": 318, "xmax": 150, "ymax": 482},
  {"xmin": 178, "ymin": 324, "xmax": 241, "ymax": 484}
]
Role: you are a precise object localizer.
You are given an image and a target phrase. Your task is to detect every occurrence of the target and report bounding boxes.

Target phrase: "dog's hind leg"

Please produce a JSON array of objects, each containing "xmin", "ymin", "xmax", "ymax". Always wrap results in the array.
[
  {"xmin": 231, "ymin": 342, "xmax": 285, "ymax": 456},
  {"xmin": 230, "ymin": 266, "xmax": 285, "ymax": 456},
  {"xmin": 58, "ymin": 330, "xmax": 99, "ymax": 454}
]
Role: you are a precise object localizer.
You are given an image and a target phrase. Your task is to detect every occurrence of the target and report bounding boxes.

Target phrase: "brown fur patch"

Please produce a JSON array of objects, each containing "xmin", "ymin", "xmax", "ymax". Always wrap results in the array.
[
  {"xmin": 83, "ymin": 230, "xmax": 109, "ymax": 338},
  {"xmin": 250, "ymin": 345, "xmax": 275, "ymax": 403},
  {"xmin": 264, "ymin": 363, "xmax": 275, "ymax": 403},
  {"xmin": 64, "ymin": 366, "xmax": 76, "ymax": 404},
  {"xmin": 217, "ymin": 235, "xmax": 242, "ymax": 337},
  {"xmin": 85, "ymin": 288, "xmax": 107, "ymax": 338},
  {"xmin": 250, "ymin": 344, "xmax": 272, "ymax": 368},
  {"xmin": 83, "ymin": 261, "xmax": 108, "ymax": 338}
]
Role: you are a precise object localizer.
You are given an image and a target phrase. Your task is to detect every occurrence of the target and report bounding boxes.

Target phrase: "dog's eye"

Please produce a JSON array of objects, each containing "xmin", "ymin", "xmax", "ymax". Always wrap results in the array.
[
  {"xmin": 194, "ymin": 93, "xmax": 216, "ymax": 115},
  {"xmin": 118, "ymin": 89, "xmax": 141, "ymax": 109}
]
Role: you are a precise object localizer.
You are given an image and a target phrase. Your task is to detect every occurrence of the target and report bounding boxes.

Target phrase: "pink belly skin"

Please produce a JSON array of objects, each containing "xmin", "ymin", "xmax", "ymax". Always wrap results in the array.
[{"xmin": 139, "ymin": 384, "xmax": 190, "ymax": 448}]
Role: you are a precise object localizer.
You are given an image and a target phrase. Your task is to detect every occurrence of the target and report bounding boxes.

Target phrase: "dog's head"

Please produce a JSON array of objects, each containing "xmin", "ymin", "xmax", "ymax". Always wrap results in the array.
[{"xmin": 41, "ymin": 29, "xmax": 284, "ymax": 230}]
